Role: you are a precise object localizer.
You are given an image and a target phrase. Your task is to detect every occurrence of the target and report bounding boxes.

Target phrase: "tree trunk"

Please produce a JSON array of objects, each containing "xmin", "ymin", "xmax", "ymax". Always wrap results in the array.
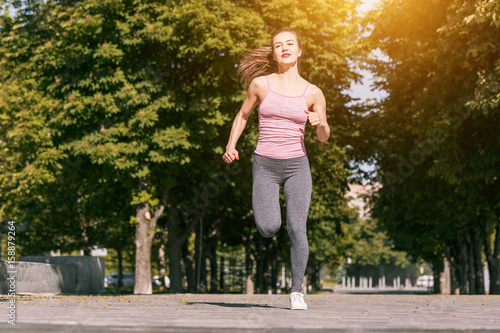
[
  {"xmin": 134, "ymin": 205, "xmax": 154, "ymax": 294},
  {"xmin": 458, "ymin": 243, "xmax": 468, "ymax": 294},
  {"xmin": 263, "ymin": 261, "xmax": 272, "ymax": 293},
  {"xmin": 255, "ymin": 236, "xmax": 264, "ymax": 294},
  {"xmin": 473, "ymin": 230, "xmax": 485, "ymax": 294},
  {"xmin": 493, "ymin": 223, "xmax": 500, "ymax": 294},
  {"xmin": 82, "ymin": 232, "xmax": 92, "ymax": 255},
  {"xmin": 199, "ymin": 255, "xmax": 207, "ymax": 293},
  {"xmin": 308, "ymin": 260, "xmax": 314, "ymax": 293},
  {"xmin": 450, "ymin": 260, "xmax": 459, "ymax": 295},
  {"xmin": 207, "ymin": 239, "xmax": 219, "ymax": 293},
  {"xmin": 432, "ymin": 257, "xmax": 442, "ymax": 294},
  {"xmin": 205, "ymin": 216, "xmax": 223, "ymax": 294},
  {"xmin": 245, "ymin": 235, "xmax": 255, "ymax": 295},
  {"xmin": 467, "ymin": 235, "xmax": 476, "ymax": 294},
  {"xmin": 80, "ymin": 215, "xmax": 92, "ymax": 256},
  {"xmin": 134, "ymin": 187, "xmax": 167, "ymax": 295},
  {"xmin": 209, "ymin": 253, "xmax": 219, "ymax": 293},
  {"xmin": 182, "ymin": 240, "xmax": 195, "ymax": 293},
  {"xmin": 194, "ymin": 219, "xmax": 207, "ymax": 293},
  {"xmin": 196, "ymin": 248, "xmax": 207, "ymax": 293},
  {"xmin": 220, "ymin": 255, "xmax": 225, "ymax": 293},
  {"xmin": 168, "ymin": 237, "xmax": 183, "ymax": 293},
  {"xmin": 262, "ymin": 240, "xmax": 277, "ymax": 293},
  {"xmin": 155, "ymin": 224, "xmax": 168, "ymax": 292},
  {"xmin": 157, "ymin": 243, "xmax": 167, "ymax": 291},
  {"xmin": 167, "ymin": 204, "xmax": 200, "ymax": 293},
  {"xmin": 168, "ymin": 207, "xmax": 183, "ymax": 293},
  {"xmin": 443, "ymin": 243, "xmax": 460, "ymax": 294},
  {"xmin": 256, "ymin": 258, "xmax": 264, "ymax": 293},
  {"xmin": 117, "ymin": 244, "xmax": 124, "ymax": 288},
  {"xmin": 485, "ymin": 222, "xmax": 500, "ymax": 294},
  {"xmin": 316, "ymin": 262, "xmax": 323, "ymax": 291},
  {"xmin": 271, "ymin": 260, "xmax": 278, "ymax": 294},
  {"xmin": 309, "ymin": 258, "xmax": 320, "ymax": 293},
  {"xmin": 134, "ymin": 202, "xmax": 162, "ymax": 294}
]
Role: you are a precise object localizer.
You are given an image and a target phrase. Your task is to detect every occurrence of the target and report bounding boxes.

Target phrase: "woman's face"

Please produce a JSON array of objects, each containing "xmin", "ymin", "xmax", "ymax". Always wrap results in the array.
[{"xmin": 272, "ymin": 31, "xmax": 302, "ymax": 68}]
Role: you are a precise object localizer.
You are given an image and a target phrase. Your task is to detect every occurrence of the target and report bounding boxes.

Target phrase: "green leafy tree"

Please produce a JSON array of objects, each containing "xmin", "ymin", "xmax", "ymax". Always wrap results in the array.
[
  {"xmin": 1, "ymin": 0, "xmax": 267, "ymax": 294},
  {"xmin": 1, "ymin": 0, "xmax": 376, "ymax": 296},
  {"xmin": 362, "ymin": 0, "xmax": 500, "ymax": 294}
]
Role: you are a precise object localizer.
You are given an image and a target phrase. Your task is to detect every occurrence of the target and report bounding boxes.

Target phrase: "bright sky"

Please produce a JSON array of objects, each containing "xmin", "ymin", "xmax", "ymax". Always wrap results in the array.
[
  {"xmin": 348, "ymin": 0, "xmax": 387, "ymax": 103},
  {"xmin": 357, "ymin": 0, "xmax": 381, "ymax": 13},
  {"xmin": 349, "ymin": 0, "xmax": 384, "ymax": 176}
]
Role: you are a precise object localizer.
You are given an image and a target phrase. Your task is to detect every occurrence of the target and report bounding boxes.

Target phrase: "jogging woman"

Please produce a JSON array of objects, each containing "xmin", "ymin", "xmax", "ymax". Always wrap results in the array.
[{"xmin": 222, "ymin": 29, "xmax": 330, "ymax": 310}]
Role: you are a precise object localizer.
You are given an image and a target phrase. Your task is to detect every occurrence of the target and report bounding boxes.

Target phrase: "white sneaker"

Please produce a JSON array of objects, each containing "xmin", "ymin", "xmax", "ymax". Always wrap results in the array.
[{"xmin": 289, "ymin": 292, "xmax": 308, "ymax": 310}]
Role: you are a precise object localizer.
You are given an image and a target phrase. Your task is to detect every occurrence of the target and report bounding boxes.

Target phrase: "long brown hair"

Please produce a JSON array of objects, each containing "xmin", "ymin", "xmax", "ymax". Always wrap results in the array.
[{"xmin": 237, "ymin": 29, "xmax": 302, "ymax": 90}]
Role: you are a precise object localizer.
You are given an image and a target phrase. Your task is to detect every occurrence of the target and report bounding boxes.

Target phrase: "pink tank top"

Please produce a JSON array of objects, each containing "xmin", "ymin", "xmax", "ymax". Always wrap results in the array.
[{"xmin": 255, "ymin": 75, "xmax": 310, "ymax": 159}]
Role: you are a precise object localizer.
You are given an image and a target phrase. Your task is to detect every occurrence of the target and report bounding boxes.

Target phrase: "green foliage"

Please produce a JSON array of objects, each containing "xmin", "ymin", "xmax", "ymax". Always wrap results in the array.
[
  {"xmin": 350, "ymin": 217, "xmax": 409, "ymax": 267},
  {"xmin": 0, "ymin": 0, "xmax": 391, "ymax": 293},
  {"xmin": 358, "ymin": 0, "xmax": 500, "ymax": 293}
]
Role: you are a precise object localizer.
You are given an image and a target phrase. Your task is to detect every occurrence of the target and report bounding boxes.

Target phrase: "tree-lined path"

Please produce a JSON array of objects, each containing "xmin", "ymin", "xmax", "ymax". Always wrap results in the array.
[{"xmin": 1, "ymin": 294, "xmax": 500, "ymax": 332}]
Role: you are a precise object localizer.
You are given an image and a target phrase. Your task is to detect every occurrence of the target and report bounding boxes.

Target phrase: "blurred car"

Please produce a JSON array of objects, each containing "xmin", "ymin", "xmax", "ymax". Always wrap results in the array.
[
  {"xmin": 104, "ymin": 272, "xmax": 135, "ymax": 288},
  {"xmin": 416, "ymin": 275, "xmax": 434, "ymax": 288},
  {"xmin": 152, "ymin": 275, "xmax": 170, "ymax": 288}
]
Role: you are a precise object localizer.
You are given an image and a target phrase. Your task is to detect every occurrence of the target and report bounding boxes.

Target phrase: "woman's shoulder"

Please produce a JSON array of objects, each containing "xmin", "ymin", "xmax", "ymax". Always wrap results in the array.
[
  {"xmin": 248, "ymin": 75, "xmax": 268, "ymax": 94},
  {"xmin": 250, "ymin": 75, "xmax": 268, "ymax": 87},
  {"xmin": 304, "ymin": 83, "xmax": 325, "ymax": 106},
  {"xmin": 307, "ymin": 83, "xmax": 324, "ymax": 96}
]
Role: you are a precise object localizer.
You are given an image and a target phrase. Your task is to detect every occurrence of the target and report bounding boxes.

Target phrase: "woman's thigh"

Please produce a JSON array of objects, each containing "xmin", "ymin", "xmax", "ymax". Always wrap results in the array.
[{"xmin": 252, "ymin": 155, "xmax": 282, "ymax": 237}]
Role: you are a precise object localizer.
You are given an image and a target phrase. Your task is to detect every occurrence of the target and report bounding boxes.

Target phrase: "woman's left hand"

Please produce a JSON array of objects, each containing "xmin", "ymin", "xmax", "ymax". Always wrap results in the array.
[
  {"xmin": 304, "ymin": 110, "xmax": 323, "ymax": 127},
  {"xmin": 305, "ymin": 86, "xmax": 330, "ymax": 142}
]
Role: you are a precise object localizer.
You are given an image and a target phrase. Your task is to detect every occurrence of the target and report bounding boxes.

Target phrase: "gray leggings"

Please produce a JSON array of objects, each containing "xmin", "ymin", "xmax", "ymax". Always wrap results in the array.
[{"xmin": 252, "ymin": 153, "xmax": 312, "ymax": 293}]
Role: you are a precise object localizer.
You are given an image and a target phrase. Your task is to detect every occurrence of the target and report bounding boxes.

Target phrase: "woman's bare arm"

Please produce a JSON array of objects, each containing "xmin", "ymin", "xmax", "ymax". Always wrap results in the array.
[
  {"xmin": 305, "ymin": 85, "xmax": 330, "ymax": 142},
  {"xmin": 222, "ymin": 77, "xmax": 264, "ymax": 163}
]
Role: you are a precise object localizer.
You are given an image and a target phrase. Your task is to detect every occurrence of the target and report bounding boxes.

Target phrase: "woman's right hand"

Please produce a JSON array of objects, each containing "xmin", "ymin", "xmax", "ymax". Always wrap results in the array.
[{"xmin": 222, "ymin": 148, "xmax": 239, "ymax": 164}]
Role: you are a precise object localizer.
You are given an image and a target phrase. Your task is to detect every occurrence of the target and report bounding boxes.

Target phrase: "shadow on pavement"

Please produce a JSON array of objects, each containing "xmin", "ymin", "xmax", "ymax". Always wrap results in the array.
[
  {"xmin": 333, "ymin": 288, "xmax": 432, "ymax": 295},
  {"xmin": 185, "ymin": 301, "xmax": 285, "ymax": 309}
]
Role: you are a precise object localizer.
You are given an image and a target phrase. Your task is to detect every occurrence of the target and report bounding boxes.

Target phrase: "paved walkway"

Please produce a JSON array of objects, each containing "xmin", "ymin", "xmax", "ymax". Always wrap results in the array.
[{"xmin": 1, "ymin": 293, "xmax": 500, "ymax": 332}]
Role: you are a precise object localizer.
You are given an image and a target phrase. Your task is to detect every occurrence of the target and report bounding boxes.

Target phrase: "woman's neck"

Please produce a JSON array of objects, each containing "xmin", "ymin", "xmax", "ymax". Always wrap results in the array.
[{"xmin": 275, "ymin": 64, "xmax": 301, "ymax": 83}]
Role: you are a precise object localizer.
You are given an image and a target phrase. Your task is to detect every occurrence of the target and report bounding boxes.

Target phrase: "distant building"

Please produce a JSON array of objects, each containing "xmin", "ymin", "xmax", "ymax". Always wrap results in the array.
[{"xmin": 345, "ymin": 183, "xmax": 380, "ymax": 219}]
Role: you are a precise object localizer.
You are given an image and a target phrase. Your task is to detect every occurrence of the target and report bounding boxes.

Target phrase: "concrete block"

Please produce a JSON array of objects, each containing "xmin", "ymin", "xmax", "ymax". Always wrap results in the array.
[
  {"xmin": 18, "ymin": 256, "xmax": 105, "ymax": 294},
  {"xmin": 0, "ymin": 260, "xmax": 77, "ymax": 295}
]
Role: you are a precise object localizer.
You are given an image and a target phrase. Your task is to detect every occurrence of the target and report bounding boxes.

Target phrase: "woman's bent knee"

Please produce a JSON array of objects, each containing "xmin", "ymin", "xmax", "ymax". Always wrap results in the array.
[{"xmin": 257, "ymin": 224, "xmax": 280, "ymax": 238}]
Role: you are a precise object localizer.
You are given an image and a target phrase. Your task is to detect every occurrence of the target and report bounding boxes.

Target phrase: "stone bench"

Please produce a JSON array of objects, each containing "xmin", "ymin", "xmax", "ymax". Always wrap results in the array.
[
  {"xmin": 0, "ymin": 260, "xmax": 76, "ymax": 295},
  {"xmin": 0, "ymin": 256, "xmax": 105, "ymax": 295}
]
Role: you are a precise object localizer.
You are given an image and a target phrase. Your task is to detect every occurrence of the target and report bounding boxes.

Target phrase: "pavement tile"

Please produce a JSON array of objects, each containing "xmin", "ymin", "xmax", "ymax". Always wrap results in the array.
[{"xmin": 0, "ymin": 293, "xmax": 499, "ymax": 332}]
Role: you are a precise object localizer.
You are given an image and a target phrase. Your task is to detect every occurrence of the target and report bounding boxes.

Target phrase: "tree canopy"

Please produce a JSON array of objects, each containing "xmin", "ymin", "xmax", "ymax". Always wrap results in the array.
[
  {"xmin": 1, "ymin": 0, "xmax": 366, "ymax": 294},
  {"xmin": 360, "ymin": 0, "xmax": 500, "ymax": 294}
]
